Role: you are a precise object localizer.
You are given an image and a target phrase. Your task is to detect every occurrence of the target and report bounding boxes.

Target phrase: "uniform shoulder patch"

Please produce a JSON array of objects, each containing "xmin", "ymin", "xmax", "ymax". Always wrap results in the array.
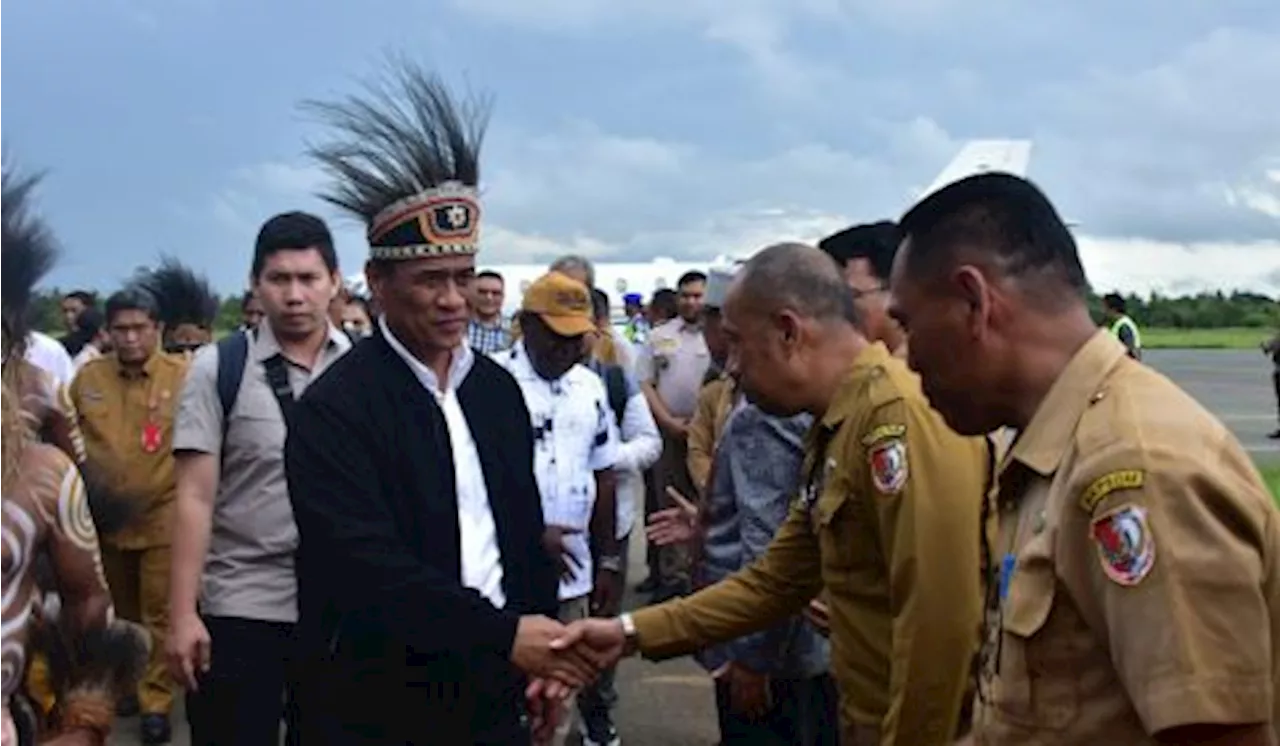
[
  {"xmin": 1079, "ymin": 469, "xmax": 1145, "ymax": 514},
  {"xmin": 867, "ymin": 435, "xmax": 908, "ymax": 495},
  {"xmin": 861, "ymin": 423, "xmax": 905, "ymax": 446},
  {"xmin": 1089, "ymin": 504, "xmax": 1155, "ymax": 586}
]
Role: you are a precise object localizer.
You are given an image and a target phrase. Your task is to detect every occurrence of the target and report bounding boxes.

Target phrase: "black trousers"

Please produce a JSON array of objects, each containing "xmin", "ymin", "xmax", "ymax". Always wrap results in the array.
[
  {"xmin": 714, "ymin": 673, "xmax": 839, "ymax": 746},
  {"xmin": 185, "ymin": 615, "xmax": 298, "ymax": 746},
  {"xmin": 1273, "ymin": 371, "xmax": 1279, "ymax": 423}
]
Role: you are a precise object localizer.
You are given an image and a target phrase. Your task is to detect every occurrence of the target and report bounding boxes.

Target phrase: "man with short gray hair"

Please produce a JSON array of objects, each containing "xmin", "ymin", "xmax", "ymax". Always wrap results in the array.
[{"xmin": 559, "ymin": 243, "xmax": 989, "ymax": 746}]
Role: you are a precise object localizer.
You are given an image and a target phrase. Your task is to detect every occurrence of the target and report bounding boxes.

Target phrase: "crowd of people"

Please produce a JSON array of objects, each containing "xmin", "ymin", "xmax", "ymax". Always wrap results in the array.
[{"xmin": 3, "ymin": 60, "xmax": 1279, "ymax": 746}]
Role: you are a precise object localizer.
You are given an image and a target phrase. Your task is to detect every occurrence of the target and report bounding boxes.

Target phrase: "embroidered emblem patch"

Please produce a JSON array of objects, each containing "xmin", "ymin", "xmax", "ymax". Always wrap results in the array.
[
  {"xmin": 868, "ymin": 438, "xmax": 908, "ymax": 494},
  {"xmin": 1079, "ymin": 469, "xmax": 1145, "ymax": 514},
  {"xmin": 861, "ymin": 423, "xmax": 905, "ymax": 447},
  {"xmin": 1089, "ymin": 504, "xmax": 1155, "ymax": 586}
]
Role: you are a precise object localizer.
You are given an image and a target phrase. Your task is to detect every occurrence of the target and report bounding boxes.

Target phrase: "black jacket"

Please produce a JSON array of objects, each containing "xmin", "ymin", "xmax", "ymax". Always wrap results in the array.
[{"xmin": 284, "ymin": 330, "xmax": 558, "ymax": 744}]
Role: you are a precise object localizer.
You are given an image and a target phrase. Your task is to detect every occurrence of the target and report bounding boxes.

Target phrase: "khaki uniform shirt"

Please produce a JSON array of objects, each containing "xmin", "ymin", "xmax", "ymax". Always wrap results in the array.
[
  {"xmin": 686, "ymin": 374, "xmax": 737, "ymax": 495},
  {"xmin": 974, "ymin": 331, "xmax": 1280, "ymax": 744},
  {"xmin": 71, "ymin": 351, "xmax": 189, "ymax": 549},
  {"xmin": 633, "ymin": 342, "xmax": 989, "ymax": 745}
]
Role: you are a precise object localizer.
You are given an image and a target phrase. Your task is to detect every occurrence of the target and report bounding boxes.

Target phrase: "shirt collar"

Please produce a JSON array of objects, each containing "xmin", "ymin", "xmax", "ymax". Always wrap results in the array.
[
  {"xmin": 379, "ymin": 315, "xmax": 474, "ymax": 396},
  {"xmin": 116, "ymin": 349, "xmax": 162, "ymax": 378},
  {"xmin": 252, "ymin": 320, "xmax": 349, "ymax": 364},
  {"xmin": 819, "ymin": 341, "xmax": 894, "ymax": 428},
  {"xmin": 1005, "ymin": 330, "xmax": 1128, "ymax": 477}
]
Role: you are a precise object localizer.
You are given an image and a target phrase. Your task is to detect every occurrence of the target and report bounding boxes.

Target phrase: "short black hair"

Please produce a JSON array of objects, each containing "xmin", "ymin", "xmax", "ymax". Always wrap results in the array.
[
  {"xmin": 677, "ymin": 270, "xmax": 707, "ymax": 288},
  {"xmin": 736, "ymin": 243, "xmax": 858, "ymax": 326},
  {"xmin": 252, "ymin": 211, "xmax": 337, "ymax": 279},
  {"xmin": 349, "ymin": 295, "xmax": 373, "ymax": 316},
  {"xmin": 240, "ymin": 290, "xmax": 256, "ymax": 310},
  {"xmin": 104, "ymin": 287, "xmax": 160, "ymax": 325},
  {"xmin": 477, "ymin": 270, "xmax": 503, "ymax": 283},
  {"xmin": 818, "ymin": 221, "xmax": 902, "ymax": 281},
  {"xmin": 650, "ymin": 288, "xmax": 678, "ymax": 317},
  {"xmin": 74, "ymin": 307, "xmax": 105, "ymax": 334},
  {"xmin": 898, "ymin": 173, "xmax": 1087, "ymax": 298},
  {"xmin": 64, "ymin": 290, "xmax": 96, "ymax": 307},
  {"xmin": 1102, "ymin": 292, "xmax": 1126, "ymax": 314},
  {"xmin": 591, "ymin": 288, "xmax": 610, "ymax": 320}
]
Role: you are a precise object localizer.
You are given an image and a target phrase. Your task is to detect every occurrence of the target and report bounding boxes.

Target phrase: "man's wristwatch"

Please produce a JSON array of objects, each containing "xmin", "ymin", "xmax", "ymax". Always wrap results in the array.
[
  {"xmin": 618, "ymin": 612, "xmax": 639, "ymax": 656},
  {"xmin": 597, "ymin": 555, "xmax": 623, "ymax": 573}
]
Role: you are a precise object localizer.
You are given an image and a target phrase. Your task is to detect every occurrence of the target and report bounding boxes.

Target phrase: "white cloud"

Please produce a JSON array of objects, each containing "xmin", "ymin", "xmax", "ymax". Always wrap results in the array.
[
  {"xmin": 202, "ymin": 4, "xmax": 1280, "ymax": 296},
  {"xmin": 1079, "ymin": 237, "xmax": 1280, "ymax": 297}
]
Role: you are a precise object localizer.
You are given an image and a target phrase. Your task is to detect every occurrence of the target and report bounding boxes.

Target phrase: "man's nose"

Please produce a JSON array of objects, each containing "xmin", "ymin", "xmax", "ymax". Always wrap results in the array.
[{"xmin": 438, "ymin": 281, "xmax": 467, "ymax": 309}]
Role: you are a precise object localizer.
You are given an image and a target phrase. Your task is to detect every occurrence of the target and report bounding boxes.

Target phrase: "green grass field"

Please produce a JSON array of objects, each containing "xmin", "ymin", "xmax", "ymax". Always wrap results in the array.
[
  {"xmin": 1143, "ymin": 327, "xmax": 1273, "ymax": 350},
  {"xmin": 1259, "ymin": 462, "xmax": 1280, "ymax": 505}
]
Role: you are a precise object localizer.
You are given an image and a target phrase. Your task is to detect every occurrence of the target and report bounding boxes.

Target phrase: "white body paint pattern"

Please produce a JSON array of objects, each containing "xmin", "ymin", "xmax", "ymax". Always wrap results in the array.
[{"xmin": 1, "ymin": 501, "xmax": 39, "ymax": 702}]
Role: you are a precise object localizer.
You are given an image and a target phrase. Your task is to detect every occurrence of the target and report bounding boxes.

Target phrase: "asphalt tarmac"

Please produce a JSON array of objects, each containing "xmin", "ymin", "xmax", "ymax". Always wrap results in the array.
[
  {"xmin": 105, "ymin": 348, "xmax": 1279, "ymax": 746},
  {"xmin": 1144, "ymin": 349, "xmax": 1277, "ymax": 457}
]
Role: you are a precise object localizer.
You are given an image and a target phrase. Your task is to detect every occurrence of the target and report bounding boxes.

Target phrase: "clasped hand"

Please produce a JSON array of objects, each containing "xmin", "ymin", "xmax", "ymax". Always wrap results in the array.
[{"xmin": 514, "ymin": 616, "xmax": 632, "ymax": 743}]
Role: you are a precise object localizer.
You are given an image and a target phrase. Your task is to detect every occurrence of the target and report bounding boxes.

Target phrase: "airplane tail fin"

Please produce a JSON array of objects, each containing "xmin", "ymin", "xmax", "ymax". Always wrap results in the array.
[{"xmin": 919, "ymin": 139, "xmax": 1033, "ymax": 199}]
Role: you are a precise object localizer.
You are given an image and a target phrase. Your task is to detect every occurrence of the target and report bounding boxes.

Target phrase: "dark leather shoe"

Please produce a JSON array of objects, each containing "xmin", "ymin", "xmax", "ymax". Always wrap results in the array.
[{"xmin": 140, "ymin": 714, "xmax": 171, "ymax": 745}]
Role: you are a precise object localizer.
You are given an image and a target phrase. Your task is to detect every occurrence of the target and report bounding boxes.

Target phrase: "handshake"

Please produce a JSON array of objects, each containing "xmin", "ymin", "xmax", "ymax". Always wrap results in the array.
[{"xmin": 510, "ymin": 614, "xmax": 634, "ymax": 742}]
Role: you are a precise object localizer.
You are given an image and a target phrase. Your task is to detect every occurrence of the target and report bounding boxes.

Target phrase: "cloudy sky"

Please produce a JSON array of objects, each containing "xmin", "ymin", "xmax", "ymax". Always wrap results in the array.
[{"xmin": 4, "ymin": 0, "xmax": 1279, "ymax": 296}]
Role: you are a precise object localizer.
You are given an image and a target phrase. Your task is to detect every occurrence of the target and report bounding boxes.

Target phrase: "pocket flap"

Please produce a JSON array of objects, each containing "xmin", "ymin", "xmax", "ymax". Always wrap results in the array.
[
  {"xmin": 814, "ymin": 489, "xmax": 850, "ymax": 528},
  {"xmin": 1002, "ymin": 555, "xmax": 1056, "ymax": 638}
]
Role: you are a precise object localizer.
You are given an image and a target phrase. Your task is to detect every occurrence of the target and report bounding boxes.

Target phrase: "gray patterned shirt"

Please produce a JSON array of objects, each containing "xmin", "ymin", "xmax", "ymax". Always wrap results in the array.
[{"xmin": 693, "ymin": 403, "xmax": 830, "ymax": 678}]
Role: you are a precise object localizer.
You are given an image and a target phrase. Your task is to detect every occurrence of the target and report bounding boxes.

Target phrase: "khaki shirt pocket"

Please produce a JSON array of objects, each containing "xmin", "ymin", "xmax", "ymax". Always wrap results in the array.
[
  {"xmin": 993, "ymin": 552, "xmax": 1080, "ymax": 731},
  {"xmin": 813, "ymin": 486, "xmax": 875, "ymax": 579}
]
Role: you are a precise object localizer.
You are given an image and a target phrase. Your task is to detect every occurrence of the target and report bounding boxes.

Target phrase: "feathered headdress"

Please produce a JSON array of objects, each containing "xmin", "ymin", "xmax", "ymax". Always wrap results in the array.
[
  {"xmin": 133, "ymin": 255, "xmax": 219, "ymax": 330},
  {"xmin": 301, "ymin": 57, "xmax": 492, "ymax": 261},
  {"xmin": 1, "ymin": 161, "xmax": 60, "ymax": 363},
  {"xmin": 31, "ymin": 609, "xmax": 149, "ymax": 742}
]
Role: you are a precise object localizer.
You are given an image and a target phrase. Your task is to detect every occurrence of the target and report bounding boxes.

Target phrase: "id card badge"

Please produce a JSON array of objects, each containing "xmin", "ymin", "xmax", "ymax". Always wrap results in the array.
[
  {"xmin": 998, "ymin": 553, "xmax": 1016, "ymax": 601},
  {"xmin": 141, "ymin": 421, "xmax": 162, "ymax": 453}
]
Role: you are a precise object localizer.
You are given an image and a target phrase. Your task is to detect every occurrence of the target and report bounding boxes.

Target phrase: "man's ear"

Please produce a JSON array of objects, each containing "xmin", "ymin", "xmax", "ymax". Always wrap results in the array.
[
  {"xmin": 952, "ymin": 265, "xmax": 991, "ymax": 339},
  {"xmin": 774, "ymin": 308, "xmax": 803, "ymax": 349}
]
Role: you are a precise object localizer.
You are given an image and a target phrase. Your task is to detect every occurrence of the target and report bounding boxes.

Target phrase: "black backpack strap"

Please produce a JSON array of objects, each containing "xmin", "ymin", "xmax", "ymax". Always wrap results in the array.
[
  {"xmin": 216, "ymin": 331, "xmax": 251, "ymax": 437},
  {"xmin": 603, "ymin": 365, "xmax": 627, "ymax": 428},
  {"xmin": 261, "ymin": 354, "xmax": 296, "ymax": 422}
]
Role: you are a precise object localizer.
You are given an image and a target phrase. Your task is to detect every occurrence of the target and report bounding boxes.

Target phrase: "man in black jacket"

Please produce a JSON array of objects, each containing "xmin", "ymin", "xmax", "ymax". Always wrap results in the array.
[{"xmin": 284, "ymin": 61, "xmax": 594, "ymax": 745}]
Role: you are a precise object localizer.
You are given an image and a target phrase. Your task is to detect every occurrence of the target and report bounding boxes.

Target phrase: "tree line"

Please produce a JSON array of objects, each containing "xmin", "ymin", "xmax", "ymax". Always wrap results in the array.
[{"xmin": 27, "ymin": 286, "xmax": 1280, "ymax": 335}]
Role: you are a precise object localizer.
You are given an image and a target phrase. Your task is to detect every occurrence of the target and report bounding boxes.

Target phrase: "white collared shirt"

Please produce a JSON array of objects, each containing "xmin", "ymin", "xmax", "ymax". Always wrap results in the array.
[
  {"xmin": 499, "ymin": 341, "xmax": 621, "ymax": 601},
  {"xmin": 25, "ymin": 331, "xmax": 75, "ymax": 388},
  {"xmin": 379, "ymin": 316, "xmax": 505, "ymax": 609}
]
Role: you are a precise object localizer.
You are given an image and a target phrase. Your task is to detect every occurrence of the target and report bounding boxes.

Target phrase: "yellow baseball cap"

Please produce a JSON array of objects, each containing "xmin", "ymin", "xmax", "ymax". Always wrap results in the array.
[{"xmin": 521, "ymin": 271, "xmax": 597, "ymax": 337}]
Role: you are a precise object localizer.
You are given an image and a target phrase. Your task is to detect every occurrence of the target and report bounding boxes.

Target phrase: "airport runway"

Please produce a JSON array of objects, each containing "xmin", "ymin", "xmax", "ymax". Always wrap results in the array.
[
  {"xmin": 1145, "ymin": 349, "xmax": 1278, "ymax": 457},
  {"xmin": 104, "ymin": 349, "xmax": 1278, "ymax": 746}
]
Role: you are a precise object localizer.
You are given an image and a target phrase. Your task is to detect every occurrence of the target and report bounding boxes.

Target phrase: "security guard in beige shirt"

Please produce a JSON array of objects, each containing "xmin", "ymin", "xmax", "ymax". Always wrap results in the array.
[
  {"xmin": 888, "ymin": 172, "xmax": 1278, "ymax": 746},
  {"xmin": 557, "ymin": 243, "xmax": 990, "ymax": 746}
]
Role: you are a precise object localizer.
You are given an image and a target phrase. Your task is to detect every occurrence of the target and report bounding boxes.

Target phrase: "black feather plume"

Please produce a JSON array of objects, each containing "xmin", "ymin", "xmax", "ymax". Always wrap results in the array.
[
  {"xmin": 80, "ymin": 459, "xmax": 147, "ymax": 535},
  {"xmin": 34, "ymin": 612, "xmax": 150, "ymax": 722},
  {"xmin": 2, "ymin": 161, "xmax": 60, "ymax": 361},
  {"xmin": 300, "ymin": 56, "xmax": 492, "ymax": 223},
  {"xmin": 134, "ymin": 255, "xmax": 219, "ymax": 328}
]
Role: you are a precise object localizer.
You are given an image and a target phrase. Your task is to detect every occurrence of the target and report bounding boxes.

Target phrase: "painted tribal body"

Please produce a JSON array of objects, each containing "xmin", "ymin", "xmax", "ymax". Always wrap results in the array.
[
  {"xmin": 2, "ymin": 429, "xmax": 113, "ymax": 744},
  {"xmin": 12, "ymin": 359, "xmax": 87, "ymax": 466}
]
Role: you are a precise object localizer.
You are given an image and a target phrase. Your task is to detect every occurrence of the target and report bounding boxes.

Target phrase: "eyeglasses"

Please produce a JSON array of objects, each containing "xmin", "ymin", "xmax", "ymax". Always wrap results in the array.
[{"xmin": 849, "ymin": 284, "xmax": 887, "ymax": 301}]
